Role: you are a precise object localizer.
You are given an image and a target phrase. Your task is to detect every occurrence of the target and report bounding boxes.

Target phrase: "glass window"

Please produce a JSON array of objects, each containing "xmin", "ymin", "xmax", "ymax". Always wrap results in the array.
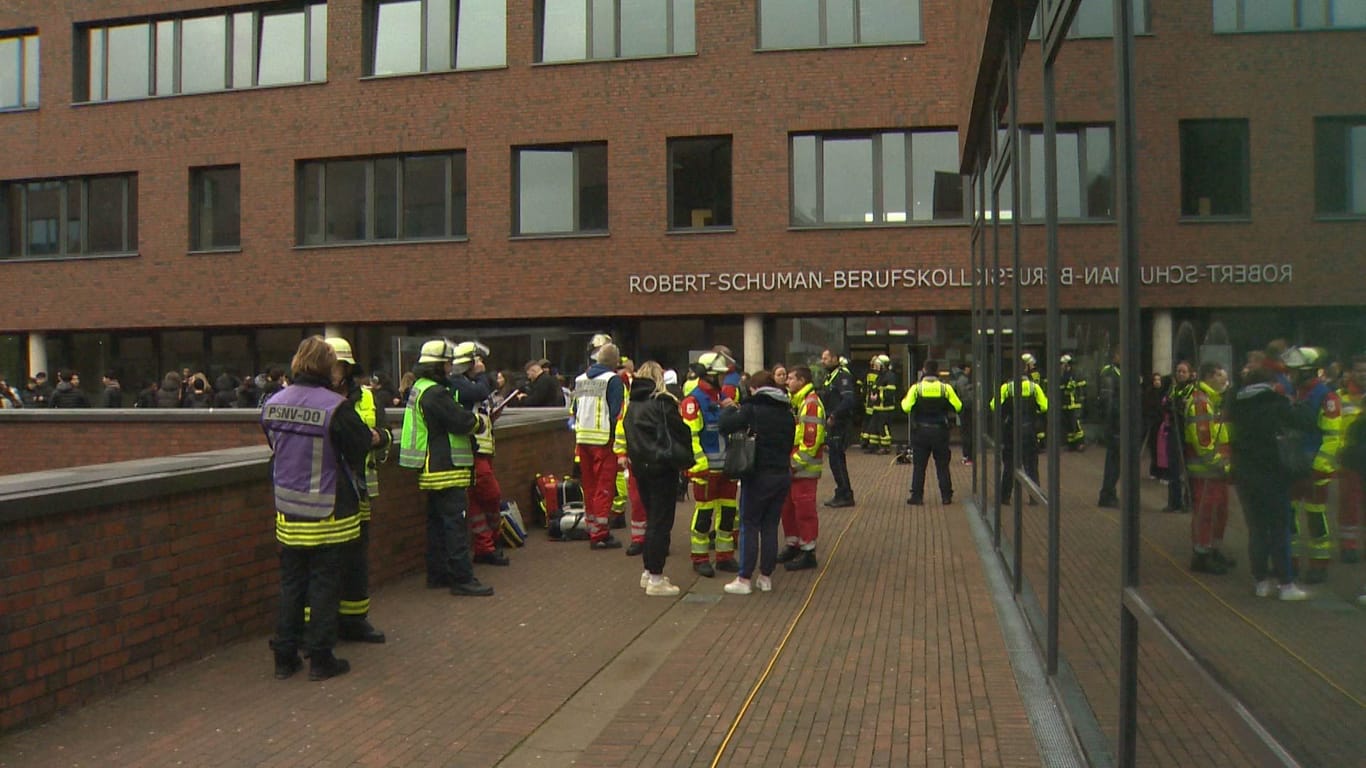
[
  {"xmin": 1315, "ymin": 117, "xmax": 1366, "ymax": 216},
  {"xmin": 760, "ymin": 0, "xmax": 920, "ymax": 48},
  {"xmin": 259, "ymin": 10, "xmax": 307, "ymax": 86},
  {"xmin": 791, "ymin": 130, "xmax": 963, "ymax": 226},
  {"xmin": 514, "ymin": 144, "xmax": 609, "ymax": 235},
  {"xmin": 668, "ymin": 136, "xmax": 733, "ymax": 229},
  {"xmin": 297, "ymin": 153, "xmax": 466, "ymax": 245},
  {"xmin": 374, "ymin": 1, "xmax": 423, "ymax": 75},
  {"xmin": 539, "ymin": 0, "xmax": 694, "ymax": 62},
  {"xmin": 325, "ymin": 160, "xmax": 370, "ymax": 242},
  {"xmin": 190, "ymin": 166, "xmax": 241, "ymax": 251},
  {"xmin": 457, "ymin": 0, "xmax": 507, "ymax": 68},
  {"xmin": 106, "ymin": 24, "xmax": 152, "ymax": 100},
  {"xmin": 1179, "ymin": 119, "xmax": 1250, "ymax": 217}
]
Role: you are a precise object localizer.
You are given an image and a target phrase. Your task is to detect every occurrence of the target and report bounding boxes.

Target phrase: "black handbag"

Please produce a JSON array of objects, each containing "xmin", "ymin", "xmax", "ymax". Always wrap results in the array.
[{"xmin": 722, "ymin": 431, "xmax": 756, "ymax": 479}]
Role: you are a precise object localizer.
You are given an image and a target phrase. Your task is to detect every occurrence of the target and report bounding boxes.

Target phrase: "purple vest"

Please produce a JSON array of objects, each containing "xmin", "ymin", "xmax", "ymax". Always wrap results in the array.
[{"xmin": 262, "ymin": 384, "xmax": 347, "ymax": 520}]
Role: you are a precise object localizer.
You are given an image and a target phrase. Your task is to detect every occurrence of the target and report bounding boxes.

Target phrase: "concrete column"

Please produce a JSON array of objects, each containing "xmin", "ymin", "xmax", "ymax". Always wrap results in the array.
[
  {"xmin": 1151, "ymin": 310, "xmax": 1173, "ymax": 376},
  {"xmin": 27, "ymin": 333, "xmax": 47, "ymax": 378},
  {"xmin": 743, "ymin": 315, "xmax": 764, "ymax": 374},
  {"xmin": 324, "ymin": 324, "xmax": 344, "ymax": 341}
]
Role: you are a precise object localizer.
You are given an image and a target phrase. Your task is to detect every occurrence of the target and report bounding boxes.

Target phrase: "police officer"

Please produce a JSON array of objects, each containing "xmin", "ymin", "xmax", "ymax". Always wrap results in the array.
[
  {"xmin": 901, "ymin": 360, "xmax": 963, "ymax": 505},
  {"xmin": 324, "ymin": 337, "xmax": 389, "ymax": 644},
  {"xmin": 398, "ymin": 339, "xmax": 494, "ymax": 597},
  {"xmin": 264, "ymin": 336, "xmax": 372, "ymax": 681},
  {"xmin": 819, "ymin": 349, "xmax": 858, "ymax": 508},
  {"xmin": 992, "ymin": 362, "xmax": 1049, "ymax": 506}
]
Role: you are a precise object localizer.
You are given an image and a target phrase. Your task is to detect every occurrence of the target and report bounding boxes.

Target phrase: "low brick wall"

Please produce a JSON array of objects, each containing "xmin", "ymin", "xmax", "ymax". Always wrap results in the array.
[{"xmin": 0, "ymin": 413, "xmax": 573, "ymax": 732}]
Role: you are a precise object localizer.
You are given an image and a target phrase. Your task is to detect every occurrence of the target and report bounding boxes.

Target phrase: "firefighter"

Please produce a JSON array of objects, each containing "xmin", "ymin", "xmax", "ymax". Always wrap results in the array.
[
  {"xmin": 1285, "ymin": 346, "xmax": 1343, "ymax": 584},
  {"xmin": 901, "ymin": 359, "xmax": 962, "ymax": 506},
  {"xmin": 324, "ymin": 337, "xmax": 389, "ymax": 644},
  {"xmin": 1337, "ymin": 355, "xmax": 1366, "ymax": 564},
  {"xmin": 780, "ymin": 365, "xmax": 825, "ymax": 571},
  {"xmin": 573, "ymin": 340, "xmax": 627, "ymax": 549},
  {"xmin": 264, "ymin": 336, "xmax": 372, "ymax": 681},
  {"xmin": 991, "ymin": 364, "xmax": 1048, "ymax": 506},
  {"xmin": 399, "ymin": 339, "xmax": 494, "ymax": 596},
  {"xmin": 819, "ymin": 349, "xmax": 858, "ymax": 507},
  {"xmin": 1059, "ymin": 354, "xmax": 1087, "ymax": 451},
  {"xmin": 1185, "ymin": 362, "xmax": 1234, "ymax": 574},
  {"xmin": 449, "ymin": 341, "xmax": 512, "ymax": 568},
  {"xmin": 682, "ymin": 350, "xmax": 740, "ymax": 576}
]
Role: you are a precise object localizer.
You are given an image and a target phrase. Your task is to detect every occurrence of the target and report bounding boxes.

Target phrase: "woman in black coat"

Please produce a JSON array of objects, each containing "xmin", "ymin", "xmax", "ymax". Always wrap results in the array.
[
  {"xmin": 717, "ymin": 370, "xmax": 796, "ymax": 595},
  {"xmin": 622, "ymin": 361, "xmax": 693, "ymax": 597}
]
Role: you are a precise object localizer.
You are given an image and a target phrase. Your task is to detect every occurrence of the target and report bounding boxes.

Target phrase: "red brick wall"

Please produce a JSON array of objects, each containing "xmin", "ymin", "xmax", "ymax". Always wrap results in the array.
[{"xmin": 0, "ymin": 420, "xmax": 574, "ymax": 732}]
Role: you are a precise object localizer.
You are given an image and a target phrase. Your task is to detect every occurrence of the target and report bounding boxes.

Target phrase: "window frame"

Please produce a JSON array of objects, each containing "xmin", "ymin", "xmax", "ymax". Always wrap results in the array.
[
  {"xmin": 533, "ymin": 0, "xmax": 696, "ymax": 64},
  {"xmin": 666, "ymin": 135, "xmax": 734, "ymax": 232},
  {"xmin": 756, "ymin": 0, "xmax": 924, "ymax": 51},
  {"xmin": 511, "ymin": 142, "xmax": 610, "ymax": 237},
  {"xmin": 78, "ymin": 2, "xmax": 326, "ymax": 103},
  {"xmin": 1212, "ymin": 0, "xmax": 1366, "ymax": 33},
  {"xmin": 788, "ymin": 129, "xmax": 967, "ymax": 228},
  {"xmin": 1178, "ymin": 118, "xmax": 1252, "ymax": 221},
  {"xmin": 1, "ymin": 174, "xmax": 138, "ymax": 261},
  {"xmin": 0, "ymin": 31, "xmax": 40, "ymax": 110},
  {"xmin": 1017, "ymin": 123, "xmax": 1116, "ymax": 222},
  {"xmin": 189, "ymin": 165, "xmax": 243, "ymax": 253},
  {"xmin": 1314, "ymin": 115, "xmax": 1366, "ymax": 219},
  {"xmin": 295, "ymin": 152, "xmax": 468, "ymax": 247}
]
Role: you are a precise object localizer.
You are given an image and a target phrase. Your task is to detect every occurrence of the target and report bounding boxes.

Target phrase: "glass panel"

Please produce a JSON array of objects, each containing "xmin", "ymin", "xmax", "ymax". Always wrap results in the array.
[
  {"xmin": 22, "ymin": 36, "xmax": 37, "ymax": 106},
  {"xmin": 0, "ymin": 38, "xmax": 18, "ymax": 108},
  {"xmin": 542, "ymin": 0, "xmax": 589, "ymax": 62},
  {"xmin": 456, "ymin": 0, "xmax": 507, "ymax": 68},
  {"xmin": 1243, "ymin": 0, "xmax": 1295, "ymax": 30},
  {"xmin": 88, "ymin": 29, "xmax": 105, "ymax": 101},
  {"xmin": 792, "ymin": 135, "xmax": 819, "ymax": 224},
  {"xmin": 25, "ymin": 182, "xmax": 61, "ymax": 256},
  {"xmin": 155, "ymin": 21, "xmax": 176, "ymax": 95},
  {"xmin": 232, "ymin": 13, "xmax": 254, "ymax": 87},
  {"xmin": 860, "ymin": 0, "xmax": 921, "ymax": 44},
  {"xmin": 518, "ymin": 149, "xmax": 575, "ymax": 233},
  {"xmin": 673, "ymin": 0, "xmax": 696, "ymax": 54},
  {"xmin": 622, "ymin": 0, "xmax": 670, "ymax": 57},
  {"xmin": 577, "ymin": 144, "xmax": 609, "ymax": 231},
  {"xmin": 450, "ymin": 152, "xmax": 467, "ymax": 235},
  {"xmin": 106, "ymin": 24, "xmax": 151, "ymax": 100},
  {"xmin": 826, "ymin": 0, "xmax": 856, "ymax": 46},
  {"xmin": 374, "ymin": 158, "xmax": 399, "ymax": 239},
  {"xmin": 259, "ymin": 10, "xmax": 306, "ymax": 85},
  {"xmin": 374, "ymin": 0, "xmax": 423, "ymax": 75},
  {"xmin": 1212, "ymin": 0, "xmax": 1237, "ymax": 32},
  {"xmin": 427, "ymin": 0, "xmax": 452, "ymax": 70},
  {"xmin": 308, "ymin": 4, "xmax": 327, "ymax": 80},
  {"xmin": 760, "ymin": 0, "xmax": 820, "ymax": 48},
  {"xmin": 66, "ymin": 182, "xmax": 83, "ymax": 254},
  {"xmin": 1334, "ymin": 0, "xmax": 1366, "ymax": 26},
  {"xmin": 822, "ymin": 137, "xmax": 874, "ymax": 223},
  {"xmin": 881, "ymin": 133, "xmax": 907, "ymax": 223},
  {"xmin": 300, "ymin": 162, "xmax": 324, "ymax": 244},
  {"xmin": 592, "ymin": 0, "xmax": 616, "ymax": 58},
  {"xmin": 912, "ymin": 130, "xmax": 962, "ymax": 221},
  {"xmin": 1352, "ymin": 125, "xmax": 1366, "ymax": 214},
  {"xmin": 1084, "ymin": 125, "xmax": 1114, "ymax": 217},
  {"xmin": 324, "ymin": 160, "xmax": 369, "ymax": 242},
  {"xmin": 180, "ymin": 15, "xmax": 227, "ymax": 94},
  {"xmin": 87, "ymin": 177, "xmax": 128, "ymax": 253},
  {"xmin": 404, "ymin": 154, "xmax": 448, "ymax": 238}
]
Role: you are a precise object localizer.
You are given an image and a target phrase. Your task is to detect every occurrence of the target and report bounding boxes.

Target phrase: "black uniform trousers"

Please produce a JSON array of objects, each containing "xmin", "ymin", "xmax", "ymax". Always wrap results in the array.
[
  {"xmin": 910, "ymin": 424, "xmax": 953, "ymax": 502},
  {"xmin": 426, "ymin": 487, "xmax": 475, "ymax": 585},
  {"xmin": 272, "ymin": 542, "xmax": 343, "ymax": 656}
]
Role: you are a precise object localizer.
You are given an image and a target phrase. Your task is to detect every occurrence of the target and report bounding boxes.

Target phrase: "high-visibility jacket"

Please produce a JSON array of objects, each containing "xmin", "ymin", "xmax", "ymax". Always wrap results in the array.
[
  {"xmin": 401, "ymin": 378, "xmax": 475, "ymax": 489},
  {"xmin": 681, "ymin": 379, "xmax": 723, "ymax": 474},
  {"xmin": 791, "ymin": 383, "xmax": 826, "ymax": 478},
  {"xmin": 900, "ymin": 377, "xmax": 962, "ymax": 426},
  {"xmin": 1184, "ymin": 382, "xmax": 1230, "ymax": 478},
  {"xmin": 1297, "ymin": 378, "xmax": 1343, "ymax": 475},
  {"xmin": 574, "ymin": 369, "xmax": 617, "ymax": 446}
]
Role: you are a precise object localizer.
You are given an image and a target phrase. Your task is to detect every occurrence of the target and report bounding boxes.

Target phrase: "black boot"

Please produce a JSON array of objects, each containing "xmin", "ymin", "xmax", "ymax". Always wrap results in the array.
[
  {"xmin": 273, "ymin": 652, "xmax": 302, "ymax": 680},
  {"xmin": 776, "ymin": 545, "xmax": 801, "ymax": 563},
  {"xmin": 785, "ymin": 550, "xmax": 818, "ymax": 571},
  {"xmin": 308, "ymin": 651, "xmax": 350, "ymax": 681}
]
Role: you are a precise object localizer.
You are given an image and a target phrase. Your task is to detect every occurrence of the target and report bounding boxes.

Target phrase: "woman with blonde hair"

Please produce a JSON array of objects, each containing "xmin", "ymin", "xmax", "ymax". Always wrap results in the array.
[{"xmin": 621, "ymin": 360, "xmax": 693, "ymax": 596}]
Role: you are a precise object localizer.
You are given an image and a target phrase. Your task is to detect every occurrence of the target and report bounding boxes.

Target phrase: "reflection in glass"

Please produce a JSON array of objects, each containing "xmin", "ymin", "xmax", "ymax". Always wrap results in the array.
[
  {"xmin": 259, "ymin": 11, "xmax": 306, "ymax": 86},
  {"xmin": 106, "ymin": 24, "xmax": 151, "ymax": 100},
  {"xmin": 912, "ymin": 131, "xmax": 962, "ymax": 221},
  {"xmin": 823, "ymin": 138, "xmax": 874, "ymax": 223},
  {"xmin": 518, "ymin": 150, "xmax": 576, "ymax": 233},
  {"xmin": 325, "ymin": 160, "xmax": 369, "ymax": 242},
  {"xmin": 374, "ymin": 0, "xmax": 422, "ymax": 75},
  {"xmin": 457, "ymin": 0, "xmax": 507, "ymax": 68},
  {"xmin": 882, "ymin": 133, "xmax": 908, "ymax": 223},
  {"xmin": 792, "ymin": 135, "xmax": 818, "ymax": 224},
  {"xmin": 760, "ymin": 0, "xmax": 820, "ymax": 48},
  {"xmin": 542, "ymin": 0, "xmax": 588, "ymax": 62},
  {"xmin": 405, "ymin": 155, "xmax": 448, "ymax": 238},
  {"xmin": 88, "ymin": 177, "xmax": 129, "ymax": 253},
  {"xmin": 860, "ymin": 0, "xmax": 921, "ymax": 44},
  {"xmin": 0, "ymin": 38, "xmax": 18, "ymax": 108},
  {"xmin": 25, "ymin": 182, "xmax": 60, "ymax": 256},
  {"xmin": 180, "ymin": 16, "xmax": 227, "ymax": 94}
]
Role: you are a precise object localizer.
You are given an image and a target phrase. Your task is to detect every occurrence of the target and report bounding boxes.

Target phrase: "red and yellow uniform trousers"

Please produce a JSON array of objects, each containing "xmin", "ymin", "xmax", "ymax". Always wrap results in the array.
[{"xmin": 1184, "ymin": 383, "xmax": 1229, "ymax": 555}]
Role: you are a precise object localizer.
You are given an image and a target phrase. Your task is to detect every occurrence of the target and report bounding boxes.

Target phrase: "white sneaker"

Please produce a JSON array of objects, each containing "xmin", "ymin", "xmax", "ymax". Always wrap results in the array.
[
  {"xmin": 646, "ymin": 577, "xmax": 680, "ymax": 597},
  {"xmin": 640, "ymin": 571, "xmax": 650, "ymax": 589},
  {"xmin": 1254, "ymin": 579, "xmax": 1276, "ymax": 598},
  {"xmin": 724, "ymin": 577, "xmax": 753, "ymax": 595},
  {"xmin": 755, "ymin": 574, "xmax": 773, "ymax": 592},
  {"xmin": 1278, "ymin": 583, "xmax": 1310, "ymax": 602}
]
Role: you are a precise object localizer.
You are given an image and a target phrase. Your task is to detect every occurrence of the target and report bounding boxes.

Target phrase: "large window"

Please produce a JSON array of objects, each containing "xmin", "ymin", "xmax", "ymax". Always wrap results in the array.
[
  {"xmin": 1213, "ymin": 0, "xmax": 1366, "ymax": 32},
  {"xmin": 0, "ymin": 32, "xmax": 39, "ymax": 109},
  {"xmin": 1020, "ymin": 124, "xmax": 1114, "ymax": 220},
  {"xmin": 79, "ymin": 3, "xmax": 326, "ymax": 102},
  {"xmin": 297, "ymin": 152, "xmax": 467, "ymax": 245},
  {"xmin": 790, "ymin": 130, "xmax": 963, "ymax": 226},
  {"xmin": 759, "ymin": 0, "xmax": 921, "ymax": 49},
  {"xmin": 513, "ymin": 143, "xmax": 608, "ymax": 235},
  {"xmin": 536, "ymin": 0, "xmax": 696, "ymax": 63},
  {"xmin": 1315, "ymin": 116, "xmax": 1366, "ymax": 217},
  {"xmin": 365, "ymin": 0, "xmax": 506, "ymax": 75},
  {"xmin": 0, "ymin": 175, "xmax": 138, "ymax": 260},
  {"xmin": 1029, "ymin": 0, "xmax": 1149, "ymax": 38},
  {"xmin": 1179, "ymin": 119, "xmax": 1250, "ymax": 218},
  {"xmin": 668, "ymin": 136, "xmax": 732, "ymax": 230},
  {"xmin": 190, "ymin": 166, "xmax": 241, "ymax": 251}
]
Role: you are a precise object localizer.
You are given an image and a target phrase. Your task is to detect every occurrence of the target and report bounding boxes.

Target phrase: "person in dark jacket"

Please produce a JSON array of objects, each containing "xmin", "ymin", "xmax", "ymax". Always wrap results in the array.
[
  {"xmin": 718, "ymin": 370, "xmax": 796, "ymax": 595},
  {"xmin": 622, "ymin": 361, "xmax": 692, "ymax": 596},
  {"xmin": 49, "ymin": 370, "xmax": 91, "ymax": 408},
  {"xmin": 100, "ymin": 371, "xmax": 124, "ymax": 408},
  {"xmin": 1229, "ymin": 367, "xmax": 1310, "ymax": 601},
  {"xmin": 511, "ymin": 358, "xmax": 564, "ymax": 407}
]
